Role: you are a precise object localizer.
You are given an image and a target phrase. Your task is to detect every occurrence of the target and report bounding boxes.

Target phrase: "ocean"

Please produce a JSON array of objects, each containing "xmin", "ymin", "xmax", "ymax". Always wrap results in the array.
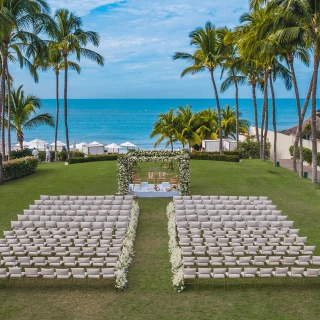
[{"xmin": 18, "ymin": 98, "xmax": 312, "ymax": 150}]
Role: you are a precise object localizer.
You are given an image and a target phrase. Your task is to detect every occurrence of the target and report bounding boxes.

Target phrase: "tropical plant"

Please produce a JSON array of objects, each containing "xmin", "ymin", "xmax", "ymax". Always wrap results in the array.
[
  {"xmin": 220, "ymin": 104, "xmax": 249, "ymax": 138},
  {"xmin": 48, "ymin": 9, "xmax": 104, "ymax": 159},
  {"xmin": 150, "ymin": 108, "xmax": 178, "ymax": 150},
  {"xmin": 5, "ymin": 85, "xmax": 54, "ymax": 150},
  {"xmin": 173, "ymin": 21, "xmax": 228, "ymax": 153},
  {"xmin": 195, "ymin": 107, "xmax": 218, "ymax": 141},
  {"xmin": 34, "ymin": 42, "xmax": 81, "ymax": 161},
  {"xmin": 0, "ymin": 0, "xmax": 50, "ymax": 184},
  {"xmin": 176, "ymin": 105, "xmax": 201, "ymax": 148}
]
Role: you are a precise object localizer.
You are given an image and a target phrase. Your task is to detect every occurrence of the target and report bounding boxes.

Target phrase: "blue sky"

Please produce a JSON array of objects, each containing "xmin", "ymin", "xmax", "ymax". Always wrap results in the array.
[{"xmin": 10, "ymin": 0, "xmax": 316, "ymax": 99}]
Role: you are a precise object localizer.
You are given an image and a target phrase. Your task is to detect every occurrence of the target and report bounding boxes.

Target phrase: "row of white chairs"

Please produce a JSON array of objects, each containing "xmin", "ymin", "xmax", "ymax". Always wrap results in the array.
[
  {"xmin": 0, "ymin": 267, "xmax": 116, "ymax": 281},
  {"xmin": 1, "ymin": 237, "xmax": 123, "ymax": 248},
  {"xmin": 17, "ymin": 215, "xmax": 129, "ymax": 222},
  {"xmin": 173, "ymin": 196, "xmax": 269, "ymax": 200},
  {"xmin": 10, "ymin": 221, "xmax": 128, "ymax": 230},
  {"xmin": 177, "ymin": 228, "xmax": 300, "ymax": 238},
  {"xmin": 2, "ymin": 229, "xmax": 123, "ymax": 239},
  {"xmin": 174, "ymin": 199, "xmax": 272, "ymax": 205},
  {"xmin": 178, "ymin": 236, "xmax": 308, "ymax": 246},
  {"xmin": 1, "ymin": 256, "xmax": 119, "ymax": 267},
  {"xmin": 40, "ymin": 195, "xmax": 132, "ymax": 200},
  {"xmin": 183, "ymin": 267, "xmax": 320, "ymax": 287},
  {"xmin": 28, "ymin": 206, "xmax": 131, "ymax": 212},
  {"xmin": 176, "ymin": 209, "xmax": 282, "ymax": 216},
  {"xmin": 183, "ymin": 255, "xmax": 320, "ymax": 267},
  {"xmin": 176, "ymin": 205, "xmax": 276, "ymax": 211},
  {"xmin": 34, "ymin": 200, "xmax": 132, "ymax": 206},
  {"xmin": 176, "ymin": 221, "xmax": 294, "ymax": 230},
  {"xmin": 0, "ymin": 245, "xmax": 122, "ymax": 257},
  {"xmin": 181, "ymin": 245, "xmax": 313, "ymax": 256},
  {"xmin": 24, "ymin": 209, "xmax": 131, "ymax": 216},
  {"xmin": 176, "ymin": 215, "xmax": 288, "ymax": 222}
]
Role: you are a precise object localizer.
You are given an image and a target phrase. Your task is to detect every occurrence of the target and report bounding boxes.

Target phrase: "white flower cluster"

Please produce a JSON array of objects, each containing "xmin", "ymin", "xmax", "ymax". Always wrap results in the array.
[
  {"xmin": 166, "ymin": 202, "xmax": 185, "ymax": 292},
  {"xmin": 117, "ymin": 150, "xmax": 191, "ymax": 196},
  {"xmin": 114, "ymin": 201, "xmax": 140, "ymax": 290}
]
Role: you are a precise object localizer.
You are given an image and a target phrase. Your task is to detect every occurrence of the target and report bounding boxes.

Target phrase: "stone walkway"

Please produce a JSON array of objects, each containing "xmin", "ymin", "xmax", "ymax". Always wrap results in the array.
[{"xmin": 279, "ymin": 159, "xmax": 312, "ymax": 179}]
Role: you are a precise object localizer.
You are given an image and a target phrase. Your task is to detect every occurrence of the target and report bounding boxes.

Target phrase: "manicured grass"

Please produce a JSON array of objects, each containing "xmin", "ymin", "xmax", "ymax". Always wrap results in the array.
[{"xmin": 0, "ymin": 160, "xmax": 320, "ymax": 320}]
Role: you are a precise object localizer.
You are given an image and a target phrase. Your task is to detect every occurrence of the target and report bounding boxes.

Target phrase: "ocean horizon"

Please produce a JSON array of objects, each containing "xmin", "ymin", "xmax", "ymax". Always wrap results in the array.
[{"xmin": 15, "ymin": 98, "xmax": 314, "ymax": 150}]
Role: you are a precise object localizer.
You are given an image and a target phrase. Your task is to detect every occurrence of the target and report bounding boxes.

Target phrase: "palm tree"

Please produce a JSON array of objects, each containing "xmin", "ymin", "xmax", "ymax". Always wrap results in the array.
[
  {"xmin": 173, "ymin": 22, "xmax": 227, "ymax": 154},
  {"xmin": 34, "ymin": 42, "xmax": 81, "ymax": 161},
  {"xmin": 220, "ymin": 28, "xmax": 246, "ymax": 147},
  {"xmin": 221, "ymin": 104, "xmax": 249, "ymax": 138},
  {"xmin": 48, "ymin": 9, "xmax": 104, "ymax": 159},
  {"xmin": 150, "ymin": 108, "xmax": 178, "ymax": 150},
  {"xmin": 264, "ymin": 0, "xmax": 320, "ymax": 181},
  {"xmin": 5, "ymin": 85, "xmax": 54, "ymax": 150},
  {"xmin": 196, "ymin": 107, "xmax": 218, "ymax": 141},
  {"xmin": 176, "ymin": 105, "xmax": 201, "ymax": 149},
  {"xmin": 0, "ymin": 0, "xmax": 49, "ymax": 184}
]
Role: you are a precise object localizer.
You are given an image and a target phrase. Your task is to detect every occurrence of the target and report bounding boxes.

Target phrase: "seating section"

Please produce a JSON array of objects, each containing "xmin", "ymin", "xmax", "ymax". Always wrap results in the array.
[
  {"xmin": 173, "ymin": 195, "xmax": 320, "ymax": 287},
  {"xmin": 0, "ymin": 195, "xmax": 134, "ymax": 284}
]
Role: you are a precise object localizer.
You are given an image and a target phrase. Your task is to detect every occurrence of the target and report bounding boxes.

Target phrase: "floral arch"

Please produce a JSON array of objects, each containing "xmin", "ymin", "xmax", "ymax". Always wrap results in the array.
[{"xmin": 117, "ymin": 150, "xmax": 190, "ymax": 196}]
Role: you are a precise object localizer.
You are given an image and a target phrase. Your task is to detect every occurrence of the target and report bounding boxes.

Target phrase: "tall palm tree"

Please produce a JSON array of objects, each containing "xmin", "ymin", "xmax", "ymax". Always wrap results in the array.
[
  {"xmin": 150, "ymin": 108, "xmax": 178, "ymax": 150},
  {"xmin": 220, "ymin": 28, "xmax": 246, "ymax": 147},
  {"xmin": 34, "ymin": 42, "xmax": 81, "ymax": 161},
  {"xmin": 265, "ymin": 0, "xmax": 320, "ymax": 181},
  {"xmin": 48, "ymin": 9, "xmax": 104, "ymax": 159},
  {"xmin": 5, "ymin": 85, "xmax": 54, "ymax": 150},
  {"xmin": 176, "ymin": 105, "xmax": 201, "ymax": 148},
  {"xmin": 173, "ymin": 22, "xmax": 227, "ymax": 153},
  {"xmin": 0, "ymin": 0, "xmax": 49, "ymax": 184}
]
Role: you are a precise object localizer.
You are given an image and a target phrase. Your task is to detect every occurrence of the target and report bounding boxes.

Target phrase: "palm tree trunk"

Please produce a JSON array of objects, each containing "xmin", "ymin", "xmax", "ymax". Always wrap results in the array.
[
  {"xmin": 269, "ymin": 73, "xmax": 277, "ymax": 166},
  {"xmin": 233, "ymin": 72, "xmax": 239, "ymax": 147},
  {"xmin": 261, "ymin": 69, "xmax": 269, "ymax": 161},
  {"xmin": 18, "ymin": 132, "xmax": 23, "ymax": 151},
  {"xmin": 252, "ymin": 82, "xmax": 260, "ymax": 144},
  {"xmin": 293, "ymin": 75, "xmax": 313, "ymax": 173},
  {"xmin": 311, "ymin": 50, "xmax": 319, "ymax": 183},
  {"xmin": 6, "ymin": 65, "xmax": 11, "ymax": 160},
  {"xmin": 0, "ymin": 44, "xmax": 8, "ymax": 185},
  {"xmin": 55, "ymin": 70, "xmax": 60, "ymax": 161},
  {"xmin": 0, "ymin": 44, "xmax": 8, "ymax": 163},
  {"xmin": 210, "ymin": 70, "xmax": 222, "ymax": 154},
  {"xmin": 288, "ymin": 56, "xmax": 304, "ymax": 177},
  {"xmin": 63, "ymin": 55, "xmax": 71, "ymax": 159}
]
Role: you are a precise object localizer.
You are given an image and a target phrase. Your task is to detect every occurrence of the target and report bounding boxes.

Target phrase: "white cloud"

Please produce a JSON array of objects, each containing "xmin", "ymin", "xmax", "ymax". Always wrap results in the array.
[{"xmin": 48, "ymin": 0, "xmax": 122, "ymax": 16}]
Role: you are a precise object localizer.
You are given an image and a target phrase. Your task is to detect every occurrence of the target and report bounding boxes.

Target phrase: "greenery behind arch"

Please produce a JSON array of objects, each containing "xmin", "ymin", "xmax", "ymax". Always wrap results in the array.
[{"xmin": 117, "ymin": 150, "xmax": 190, "ymax": 195}]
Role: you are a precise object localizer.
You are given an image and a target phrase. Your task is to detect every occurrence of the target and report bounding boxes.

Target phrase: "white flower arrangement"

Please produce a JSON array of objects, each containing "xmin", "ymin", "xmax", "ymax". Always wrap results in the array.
[
  {"xmin": 166, "ymin": 201, "xmax": 185, "ymax": 292},
  {"xmin": 117, "ymin": 150, "xmax": 190, "ymax": 196},
  {"xmin": 115, "ymin": 201, "xmax": 140, "ymax": 290}
]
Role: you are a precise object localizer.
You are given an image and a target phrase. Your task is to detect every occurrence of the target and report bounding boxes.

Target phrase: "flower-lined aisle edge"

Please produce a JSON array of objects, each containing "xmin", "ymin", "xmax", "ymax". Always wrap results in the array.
[
  {"xmin": 166, "ymin": 201, "xmax": 185, "ymax": 292},
  {"xmin": 115, "ymin": 201, "xmax": 140, "ymax": 290}
]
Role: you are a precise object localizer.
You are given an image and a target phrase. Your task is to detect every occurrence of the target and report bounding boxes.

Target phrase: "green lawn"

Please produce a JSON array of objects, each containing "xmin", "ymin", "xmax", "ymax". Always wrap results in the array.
[{"xmin": 1, "ymin": 160, "xmax": 320, "ymax": 320}]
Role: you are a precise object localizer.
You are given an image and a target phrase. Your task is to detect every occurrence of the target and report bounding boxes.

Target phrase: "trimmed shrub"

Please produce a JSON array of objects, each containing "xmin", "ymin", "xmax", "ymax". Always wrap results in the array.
[
  {"xmin": 190, "ymin": 152, "xmax": 240, "ymax": 162},
  {"xmin": 38, "ymin": 150, "xmax": 85, "ymax": 162},
  {"xmin": 3, "ymin": 157, "xmax": 39, "ymax": 181},
  {"xmin": 235, "ymin": 136, "xmax": 270, "ymax": 159},
  {"xmin": 289, "ymin": 146, "xmax": 314, "ymax": 165},
  {"xmin": 68, "ymin": 154, "xmax": 119, "ymax": 164},
  {"xmin": 9, "ymin": 148, "xmax": 32, "ymax": 159}
]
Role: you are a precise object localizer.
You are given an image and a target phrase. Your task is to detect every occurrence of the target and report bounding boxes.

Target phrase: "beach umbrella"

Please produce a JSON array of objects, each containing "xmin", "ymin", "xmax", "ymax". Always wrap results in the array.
[
  {"xmin": 120, "ymin": 141, "xmax": 136, "ymax": 147},
  {"xmin": 106, "ymin": 143, "xmax": 122, "ymax": 153}
]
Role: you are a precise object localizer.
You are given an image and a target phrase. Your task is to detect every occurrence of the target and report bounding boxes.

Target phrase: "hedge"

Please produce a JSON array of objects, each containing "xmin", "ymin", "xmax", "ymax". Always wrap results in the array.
[
  {"xmin": 38, "ymin": 150, "xmax": 85, "ymax": 162},
  {"xmin": 9, "ymin": 148, "xmax": 32, "ymax": 159},
  {"xmin": 3, "ymin": 157, "xmax": 39, "ymax": 181},
  {"xmin": 289, "ymin": 146, "xmax": 315, "ymax": 166},
  {"xmin": 190, "ymin": 152, "xmax": 240, "ymax": 162},
  {"xmin": 67, "ymin": 154, "xmax": 119, "ymax": 164}
]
